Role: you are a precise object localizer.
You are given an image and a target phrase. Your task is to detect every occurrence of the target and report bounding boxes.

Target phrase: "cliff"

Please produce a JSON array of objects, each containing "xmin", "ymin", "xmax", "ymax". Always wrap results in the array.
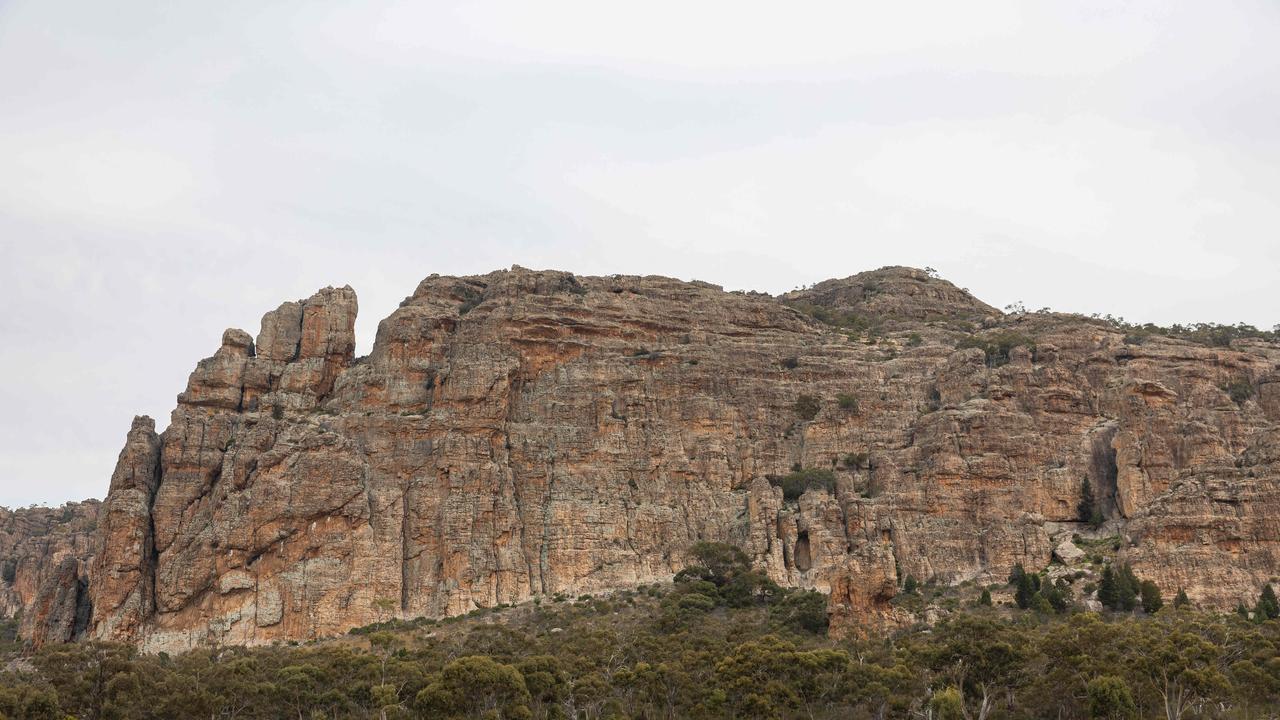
[
  {"xmin": 0, "ymin": 500, "xmax": 100, "ymax": 645},
  {"xmin": 8, "ymin": 266, "xmax": 1279, "ymax": 650}
]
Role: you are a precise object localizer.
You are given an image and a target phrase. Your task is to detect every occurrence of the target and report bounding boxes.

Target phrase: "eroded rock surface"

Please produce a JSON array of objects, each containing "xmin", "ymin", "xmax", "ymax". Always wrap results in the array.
[
  {"xmin": 7, "ymin": 266, "xmax": 1279, "ymax": 649},
  {"xmin": 0, "ymin": 500, "xmax": 99, "ymax": 642}
]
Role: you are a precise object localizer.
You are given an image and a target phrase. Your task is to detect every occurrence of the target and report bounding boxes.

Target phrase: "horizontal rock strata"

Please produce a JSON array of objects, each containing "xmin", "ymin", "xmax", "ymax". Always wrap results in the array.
[{"xmin": 4, "ymin": 266, "xmax": 1276, "ymax": 650}]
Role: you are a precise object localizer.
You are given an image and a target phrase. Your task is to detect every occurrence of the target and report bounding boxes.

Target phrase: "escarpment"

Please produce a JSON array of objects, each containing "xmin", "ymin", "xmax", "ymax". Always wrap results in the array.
[{"xmin": 6, "ymin": 266, "xmax": 1279, "ymax": 651}]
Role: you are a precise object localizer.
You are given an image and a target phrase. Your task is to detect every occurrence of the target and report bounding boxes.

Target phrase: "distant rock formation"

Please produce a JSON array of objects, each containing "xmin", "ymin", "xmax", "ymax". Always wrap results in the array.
[
  {"xmin": 0, "ymin": 500, "xmax": 99, "ymax": 643},
  {"xmin": 7, "ymin": 266, "xmax": 1279, "ymax": 651}
]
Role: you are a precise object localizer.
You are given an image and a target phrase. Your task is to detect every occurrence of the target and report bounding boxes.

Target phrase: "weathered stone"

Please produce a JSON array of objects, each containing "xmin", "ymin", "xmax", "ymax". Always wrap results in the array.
[
  {"xmin": 0, "ymin": 500, "xmax": 99, "ymax": 630},
  {"xmin": 5, "ymin": 265, "xmax": 1278, "ymax": 649},
  {"xmin": 1053, "ymin": 540, "xmax": 1086, "ymax": 564}
]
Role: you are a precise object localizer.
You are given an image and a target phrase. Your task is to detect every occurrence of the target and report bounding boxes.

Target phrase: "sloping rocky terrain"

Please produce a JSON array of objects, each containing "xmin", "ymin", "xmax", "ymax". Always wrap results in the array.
[{"xmin": 4, "ymin": 266, "xmax": 1278, "ymax": 651}]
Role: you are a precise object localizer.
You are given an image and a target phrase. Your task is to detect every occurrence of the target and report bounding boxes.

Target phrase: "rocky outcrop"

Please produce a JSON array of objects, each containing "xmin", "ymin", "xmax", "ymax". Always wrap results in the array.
[
  {"xmin": 87, "ymin": 415, "xmax": 161, "ymax": 641},
  {"xmin": 781, "ymin": 265, "xmax": 999, "ymax": 329},
  {"xmin": 0, "ymin": 500, "xmax": 99, "ymax": 641},
  {"xmin": 7, "ymin": 266, "xmax": 1279, "ymax": 649}
]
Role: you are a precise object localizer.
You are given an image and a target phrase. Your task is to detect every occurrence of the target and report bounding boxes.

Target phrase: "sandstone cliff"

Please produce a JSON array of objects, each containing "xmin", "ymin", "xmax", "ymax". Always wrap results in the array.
[
  {"xmin": 0, "ymin": 500, "xmax": 99, "ymax": 645},
  {"xmin": 7, "ymin": 266, "xmax": 1279, "ymax": 650}
]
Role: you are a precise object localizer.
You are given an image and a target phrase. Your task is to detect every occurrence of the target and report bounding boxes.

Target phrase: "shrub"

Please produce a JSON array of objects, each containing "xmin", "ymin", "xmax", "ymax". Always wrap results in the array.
[
  {"xmin": 956, "ymin": 331, "xmax": 1037, "ymax": 367},
  {"xmin": 903, "ymin": 575, "xmax": 919, "ymax": 595},
  {"xmin": 929, "ymin": 686, "xmax": 965, "ymax": 720},
  {"xmin": 784, "ymin": 300, "xmax": 875, "ymax": 333},
  {"xmin": 1008, "ymin": 563, "xmax": 1026, "ymax": 586},
  {"xmin": 1043, "ymin": 583, "xmax": 1070, "ymax": 613},
  {"xmin": 768, "ymin": 589, "xmax": 829, "ymax": 634},
  {"xmin": 688, "ymin": 542, "xmax": 750, "ymax": 585},
  {"xmin": 676, "ymin": 593, "xmax": 717, "ymax": 613},
  {"xmin": 926, "ymin": 386, "xmax": 942, "ymax": 412},
  {"xmin": 1224, "ymin": 378, "xmax": 1254, "ymax": 404},
  {"xmin": 906, "ymin": 332, "xmax": 923, "ymax": 347},
  {"xmin": 769, "ymin": 468, "xmax": 836, "ymax": 501},
  {"xmin": 1086, "ymin": 675, "xmax": 1137, "ymax": 720},
  {"xmin": 793, "ymin": 394, "xmax": 821, "ymax": 420},
  {"xmin": 842, "ymin": 452, "xmax": 869, "ymax": 470},
  {"xmin": 1139, "ymin": 580, "xmax": 1163, "ymax": 614},
  {"xmin": 836, "ymin": 393, "xmax": 859, "ymax": 412},
  {"xmin": 779, "ymin": 356, "xmax": 799, "ymax": 370}
]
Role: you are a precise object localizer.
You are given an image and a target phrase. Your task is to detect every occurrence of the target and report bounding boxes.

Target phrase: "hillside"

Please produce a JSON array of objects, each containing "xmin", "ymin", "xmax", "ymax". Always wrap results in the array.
[
  {"xmin": 2, "ymin": 561, "xmax": 1278, "ymax": 719},
  {"xmin": 2, "ymin": 265, "xmax": 1278, "ymax": 653}
]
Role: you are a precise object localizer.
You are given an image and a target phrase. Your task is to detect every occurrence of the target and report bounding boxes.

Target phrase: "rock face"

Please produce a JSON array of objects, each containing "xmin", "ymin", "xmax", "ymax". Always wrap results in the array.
[
  {"xmin": 7, "ymin": 266, "xmax": 1280, "ymax": 650},
  {"xmin": 0, "ymin": 500, "xmax": 99, "ymax": 643}
]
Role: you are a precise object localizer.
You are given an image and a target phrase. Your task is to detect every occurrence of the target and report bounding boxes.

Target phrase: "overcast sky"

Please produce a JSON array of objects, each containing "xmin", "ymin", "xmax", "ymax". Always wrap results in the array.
[{"xmin": 2, "ymin": 1, "xmax": 1278, "ymax": 507}]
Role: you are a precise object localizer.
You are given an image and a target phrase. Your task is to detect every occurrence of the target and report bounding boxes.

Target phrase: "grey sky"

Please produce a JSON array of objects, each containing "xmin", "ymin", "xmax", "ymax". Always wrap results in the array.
[{"xmin": 1, "ymin": 1, "xmax": 1278, "ymax": 506}]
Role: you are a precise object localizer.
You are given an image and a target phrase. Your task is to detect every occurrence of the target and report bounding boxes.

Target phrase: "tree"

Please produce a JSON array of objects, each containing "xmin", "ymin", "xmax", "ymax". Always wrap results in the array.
[
  {"xmin": 688, "ymin": 542, "xmax": 750, "ymax": 586},
  {"xmin": 1100, "ymin": 564, "xmax": 1139, "ymax": 611},
  {"xmin": 1086, "ymin": 675, "xmax": 1137, "ymax": 719},
  {"xmin": 1173, "ymin": 589, "xmax": 1190, "ymax": 609},
  {"xmin": 1015, "ymin": 573, "xmax": 1037, "ymax": 610},
  {"xmin": 1007, "ymin": 563, "xmax": 1026, "ymax": 586},
  {"xmin": 1125, "ymin": 615, "xmax": 1230, "ymax": 720},
  {"xmin": 929, "ymin": 686, "xmax": 965, "ymax": 720},
  {"xmin": 1078, "ymin": 477, "xmax": 1103, "ymax": 528},
  {"xmin": 1116, "ymin": 564, "xmax": 1139, "ymax": 611},
  {"xmin": 415, "ymin": 656, "xmax": 531, "ymax": 720},
  {"xmin": 919, "ymin": 616, "xmax": 1028, "ymax": 720},
  {"xmin": 903, "ymin": 575, "xmax": 919, "ymax": 595},
  {"xmin": 1098, "ymin": 565, "xmax": 1119, "ymax": 609},
  {"xmin": 1254, "ymin": 584, "xmax": 1279, "ymax": 621},
  {"xmin": 977, "ymin": 589, "xmax": 993, "ymax": 607},
  {"xmin": 1043, "ymin": 582, "xmax": 1070, "ymax": 614},
  {"xmin": 1140, "ymin": 581, "xmax": 1163, "ymax": 614},
  {"xmin": 768, "ymin": 589, "xmax": 829, "ymax": 634}
]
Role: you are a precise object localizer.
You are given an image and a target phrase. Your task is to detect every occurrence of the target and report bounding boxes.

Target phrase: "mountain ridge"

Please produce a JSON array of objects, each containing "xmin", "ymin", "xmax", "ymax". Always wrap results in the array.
[{"xmin": 3, "ymin": 265, "xmax": 1278, "ymax": 651}]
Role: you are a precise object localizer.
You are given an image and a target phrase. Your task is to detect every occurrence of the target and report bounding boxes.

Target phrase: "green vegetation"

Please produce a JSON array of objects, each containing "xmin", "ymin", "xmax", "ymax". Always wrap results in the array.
[
  {"xmin": 835, "ymin": 393, "xmax": 859, "ymax": 412},
  {"xmin": 793, "ymin": 394, "xmax": 821, "ymax": 420},
  {"xmin": 841, "ymin": 452, "xmax": 869, "ymax": 471},
  {"xmin": 903, "ymin": 575, "xmax": 919, "ymax": 596},
  {"xmin": 2, "ymin": 547, "xmax": 1280, "ymax": 719},
  {"xmin": 1078, "ymin": 477, "xmax": 1104, "ymax": 529},
  {"xmin": 1223, "ymin": 378, "xmax": 1255, "ymax": 404},
  {"xmin": 1256, "ymin": 584, "xmax": 1280, "ymax": 621},
  {"xmin": 768, "ymin": 468, "xmax": 837, "ymax": 501},
  {"xmin": 955, "ymin": 331, "xmax": 1037, "ymax": 367},
  {"xmin": 783, "ymin": 300, "xmax": 876, "ymax": 334},
  {"xmin": 1103, "ymin": 317, "xmax": 1279, "ymax": 347},
  {"xmin": 1098, "ymin": 563, "xmax": 1138, "ymax": 611}
]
